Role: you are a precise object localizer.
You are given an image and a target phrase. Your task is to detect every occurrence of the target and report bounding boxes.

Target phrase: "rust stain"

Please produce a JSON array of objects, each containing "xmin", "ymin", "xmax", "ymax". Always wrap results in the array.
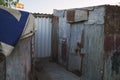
[
  {"xmin": 52, "ymin": 16, "xmax": 59, "ymax": 62},
  {"xmin": 105, "ymin": 6, "xmax": 120, "ymax": 34},
  {"xmin": 115, "ymin": 35, "xmax": 120, "ymax": 50},
  {"xmin": 104, "ymin": 7, "xmax": 120, "ymax": 76},
  {"xmin": 61, "ymin": 38, "xmax": 67, "ymax": 63},
  {"xmin": 104, "ymin": 34, "xmax": 114, "ymax": 71},
  {"xmin": 104, "ymin": 35, "xmax": 114, "ymax": 52},
  {"xmin": 67, "ymin": 10, "xmax": 75, "ymax": 23},
  {"xmin": 104, "ymin": 34, "xmax": 120, "ymax": 61}
]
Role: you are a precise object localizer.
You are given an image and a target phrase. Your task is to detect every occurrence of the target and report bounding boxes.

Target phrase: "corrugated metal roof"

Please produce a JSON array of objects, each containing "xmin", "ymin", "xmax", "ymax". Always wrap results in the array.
[{"xmin": 33, "ymin": 13, "xmax": 53, "ymax": 18}]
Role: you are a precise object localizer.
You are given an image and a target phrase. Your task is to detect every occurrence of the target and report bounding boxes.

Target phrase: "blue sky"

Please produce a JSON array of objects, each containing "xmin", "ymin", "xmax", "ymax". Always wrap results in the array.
[{"xmin": 18, "ymin": 0, "xmax": 119, "ymax": 13}]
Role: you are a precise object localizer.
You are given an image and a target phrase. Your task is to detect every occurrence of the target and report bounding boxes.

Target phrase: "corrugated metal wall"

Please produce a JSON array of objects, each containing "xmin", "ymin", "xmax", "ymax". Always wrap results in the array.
[
  {"xmin": 104, "ymin": 6, "xmax": 120, "ymax": 80},
  {"xmin": 6, "ymin": 36, "xmax": 33, "ymax": 80},
  {"xmin": 53, "ymin": 6, "xmax": 105, "ymax": 80},
  {"xmin": 34, "ymin": 14, "xmax": 52, "ymax": 58}
]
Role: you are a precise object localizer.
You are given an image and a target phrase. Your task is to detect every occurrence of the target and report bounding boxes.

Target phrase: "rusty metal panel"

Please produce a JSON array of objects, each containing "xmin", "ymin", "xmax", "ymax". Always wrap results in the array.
[
  {"xmin": 104, "ymin": 6, "xmax": 120, "ymax": 80},
  {"xmin": 104, "ymin": 34, "xmax": 120, "ymax": 80},
  {"xmin": 104, "ymin": 35, "xmax": 114, "ymax": 52},
  {"xmin": 33, "ymin": 13, "xmax": 52, "ymax": 18},
  {"xmin": 35, "ymin": 16, "xmax": 52, "ymax": 58},
  {"xmin": 105, "ymin": 6, "xmax": 120, "ymax": 34},
  {"xmin": 58, "ymin": 15, "xmax": 71, "ymax": 66},
  {"xmin": 52, "ymin": 16, "xmax": 59, "ymax": 61},
  {"xmin": 67, "ymin": 10, "xmax": 75, "ymax": 23},
  {"xmin": 61, "ymin": 38, "xmax": 67, "ymax": 63},
  {"xmin": 104, "ymin": 48, "xmax": 120, "ymax": 80},
  {"xmin": 116, "ymin": 35, "xmax": 120, "ymax": 50},
  {"xmin": 6, "ymin": 37, "xmax": 32, "ymax": 80},
  {"xmin": 53, "ymin": 9, "xmax": 71, "ymax": 66},
  {"xmin": 67, "ymin": 10, "xmax": 88, "ymax": 23},
  {"xmin": 104, "ymin": 55, "xmax": 120, "ymax": 80}
]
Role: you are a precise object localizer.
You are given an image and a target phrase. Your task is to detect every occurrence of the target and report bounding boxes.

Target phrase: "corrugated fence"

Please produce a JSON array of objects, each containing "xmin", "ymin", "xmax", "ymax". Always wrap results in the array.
[{"xmin": 34, "ymin": 14, "xmax": 52, "ymax": 58}]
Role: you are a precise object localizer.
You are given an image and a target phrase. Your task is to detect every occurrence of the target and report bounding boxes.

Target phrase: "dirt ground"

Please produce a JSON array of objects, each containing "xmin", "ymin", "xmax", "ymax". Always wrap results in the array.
[{"xmin": 34, "ymin": 58, "xmax": 80, "ymax": 80}]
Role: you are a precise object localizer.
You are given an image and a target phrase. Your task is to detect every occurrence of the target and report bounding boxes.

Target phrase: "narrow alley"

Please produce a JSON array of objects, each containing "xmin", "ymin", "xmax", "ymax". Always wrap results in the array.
[{"xmin": 1, "ymin": 5, "xmax": 120, "ymax": 80}]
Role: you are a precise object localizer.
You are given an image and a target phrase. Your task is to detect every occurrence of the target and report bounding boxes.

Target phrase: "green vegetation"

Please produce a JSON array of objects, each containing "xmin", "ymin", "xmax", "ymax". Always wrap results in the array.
[{"xmin": 0, "ymin": 0, "xmax": 19, "ymax": 8}]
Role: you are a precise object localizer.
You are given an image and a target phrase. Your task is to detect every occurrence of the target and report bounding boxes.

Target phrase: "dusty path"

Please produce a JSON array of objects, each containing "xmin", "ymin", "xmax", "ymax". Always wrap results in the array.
[{"xmin": 34, "ymin": 58, "xmax": 80, "ymax": 80}]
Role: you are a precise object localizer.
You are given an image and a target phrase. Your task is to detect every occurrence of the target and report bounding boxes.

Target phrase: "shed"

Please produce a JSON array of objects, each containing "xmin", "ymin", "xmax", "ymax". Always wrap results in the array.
[
  {"xmin": 0, "ymin": 6, "xmax": 35, "ymax": 80},
  {"xmin": 52, "ymin": 5, "xmax": 120, "ymax": 80}
]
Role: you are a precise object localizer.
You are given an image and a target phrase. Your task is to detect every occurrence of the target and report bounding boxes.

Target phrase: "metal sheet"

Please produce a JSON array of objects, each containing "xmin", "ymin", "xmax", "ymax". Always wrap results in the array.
[
  {"xmin": 61, "ymin": 38, "xmax": 67, "ymax": 63},
  {"xmin": 104, "ymin": 35, "xmax": 114, "ymax": 52},
  {"xmin": 68, "ymin": 23, "xmax": 84, "ymax": 71},
  {"xmin": 35, "ymin": 17, "xmax": 52, "ymax": 58},
  {"xmin": 104, "ymin": 6, "xmax": 120, "ymax": 80},
  {"xmin": 69, "ymin": 24, "xmax": 104, "ymax": 80},
  {"xmin": 0, "ymin": 54, "xmax": 5, "ymax": 80},
  {"xmin": 67, "ymin": 10, "xmax": 75, "ymax": 23},
  {"xmin": 6, "ymin": 37, "xmax": 32, "ymax": 80},
  {"xmin": 75, "ymin": 10, "xmax": 88, "ymax": 22},
  {"xmin": 105, "ymin": 6, "xmax": 120, "ymax": 34},
  {"xmin": 83, "ymin": 24, "xmax": 104, "ymax": 80},
  {"xmin": 54, "ymin": 6, "xmax": 105, "ymax": 80},
  {"xmin": 52, "ymin": 16, "xmax": 59, "ymax": 61},
  {"xmin": 58, "ymin": 16, "xmax": 71, "ymax": 66},
  {"xmin": 85, "ymin": 6, "xmax": 105, "ymax": 25},
  {"xmin": 67, "ymin": 10, "xmax": 88, "ymax": 23}
]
